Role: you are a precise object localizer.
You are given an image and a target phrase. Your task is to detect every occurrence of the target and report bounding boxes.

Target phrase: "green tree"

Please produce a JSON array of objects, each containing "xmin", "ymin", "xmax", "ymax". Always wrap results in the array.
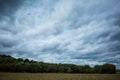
[{"xmin": 101, "ymin": 64, "xmax": 116, "ymax": 73}]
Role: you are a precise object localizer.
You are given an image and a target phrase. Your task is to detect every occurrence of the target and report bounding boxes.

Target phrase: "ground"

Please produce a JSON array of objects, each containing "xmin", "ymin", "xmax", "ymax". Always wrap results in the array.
[{"xmin": 0, "ymin": 72, "xmax": 120, "ymax": 80}]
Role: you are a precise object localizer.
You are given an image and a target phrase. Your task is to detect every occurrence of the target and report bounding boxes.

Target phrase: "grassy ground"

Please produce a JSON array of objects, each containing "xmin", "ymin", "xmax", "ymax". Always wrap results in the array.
[{"xmin": 0, "ymin": 72, "xmax": 120, "ymax": 80}]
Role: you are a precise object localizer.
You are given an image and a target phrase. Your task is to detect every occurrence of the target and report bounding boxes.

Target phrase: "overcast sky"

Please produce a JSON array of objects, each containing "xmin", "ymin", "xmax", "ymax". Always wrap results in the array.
[{"xmin": 0, "ymin": 0, "xmax": 120, "ymax": 69}]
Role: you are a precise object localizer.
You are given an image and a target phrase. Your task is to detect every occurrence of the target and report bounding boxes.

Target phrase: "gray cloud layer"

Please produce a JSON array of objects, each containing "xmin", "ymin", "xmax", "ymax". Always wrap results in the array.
[{"xmin": 0, "ymin": 0, "xmax": 120, "ymax": 69}]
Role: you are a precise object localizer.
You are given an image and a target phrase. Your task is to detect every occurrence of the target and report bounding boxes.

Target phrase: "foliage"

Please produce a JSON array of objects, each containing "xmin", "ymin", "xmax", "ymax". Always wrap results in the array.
[{"xmin": 0, "ymin": 54, "xmax": 116, "ymax": 73}]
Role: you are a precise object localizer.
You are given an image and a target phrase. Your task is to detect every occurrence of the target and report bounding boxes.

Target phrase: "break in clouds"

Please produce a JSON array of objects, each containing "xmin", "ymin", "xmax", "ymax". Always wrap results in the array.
[{"xmin": 0, "ymin": 0, "xmax": 120, "ymax": 69}]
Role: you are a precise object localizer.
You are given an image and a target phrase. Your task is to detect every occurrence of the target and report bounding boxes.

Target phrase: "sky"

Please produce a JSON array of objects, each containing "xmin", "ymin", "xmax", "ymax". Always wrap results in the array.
[{"xmin": 0, "ymin": 0, "xmax": 120, "ymax": 69}]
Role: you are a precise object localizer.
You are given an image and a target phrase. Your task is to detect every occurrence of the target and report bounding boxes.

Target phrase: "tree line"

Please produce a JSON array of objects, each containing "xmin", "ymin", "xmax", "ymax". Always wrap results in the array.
[{"xmin": 0, "ymin": 54, "xmax": 116, "ymax": 73}]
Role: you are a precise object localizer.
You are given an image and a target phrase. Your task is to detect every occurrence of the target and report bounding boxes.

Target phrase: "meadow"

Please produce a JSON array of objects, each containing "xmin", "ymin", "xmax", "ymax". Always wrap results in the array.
[{"xmin": 0, "ymin": 72, "xmax": 120, "ymax": 80}]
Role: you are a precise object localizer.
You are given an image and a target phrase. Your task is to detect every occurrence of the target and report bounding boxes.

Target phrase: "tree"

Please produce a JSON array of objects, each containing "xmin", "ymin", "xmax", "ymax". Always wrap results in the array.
[
  {"xmin": 93, "ymin": 65, "xmax": 102, "ymax": 73},
  {"xmin": 0, "ymin": 54, "xmax": 116, "ymax": 73},
  {"xmin": 101, "ymin": 64, "xmax": 116, "ymax": 73}
]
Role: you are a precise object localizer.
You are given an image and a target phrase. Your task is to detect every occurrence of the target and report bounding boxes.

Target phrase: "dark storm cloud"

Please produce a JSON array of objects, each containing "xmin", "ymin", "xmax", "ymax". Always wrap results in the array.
[
  {"xmin": 0, "ymin": 40, "xmax": 15, "ymax": 48},
  {"xmin": 0, "ymin": 0, "xmax": 23, "ymax": 17},
  {"xmin": 0, "ymin": 0, "xmax": 120, "ymax": 69},
  {"xmin": 0, "ymin": 0, "xmax": 24, "ymax": 34},
  {"xmin": 110, "ymin": 32, "xmax": 120, "ymax": 41}
]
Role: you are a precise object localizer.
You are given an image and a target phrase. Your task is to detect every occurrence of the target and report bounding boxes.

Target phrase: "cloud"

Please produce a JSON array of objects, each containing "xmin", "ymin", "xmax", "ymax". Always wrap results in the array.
[
  {"xmin": 0, "ymin": 0, "xmax": 120, "ymax": 69},
  {"xmin": 0, "ymin": 0, "xmax": 23, "ymax": 17}
]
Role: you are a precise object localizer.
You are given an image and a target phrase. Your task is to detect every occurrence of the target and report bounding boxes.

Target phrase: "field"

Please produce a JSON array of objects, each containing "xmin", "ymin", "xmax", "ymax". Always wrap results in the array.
[{"xmin": 0, "ymin": 72, "xmax": 120, "ymax": 80}]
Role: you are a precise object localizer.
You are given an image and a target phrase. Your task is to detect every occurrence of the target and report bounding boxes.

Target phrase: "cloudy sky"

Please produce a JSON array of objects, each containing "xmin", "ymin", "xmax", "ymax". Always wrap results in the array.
[{"xmin": 0, "ymin": 0, "xmax": 120, "ymax": 68}]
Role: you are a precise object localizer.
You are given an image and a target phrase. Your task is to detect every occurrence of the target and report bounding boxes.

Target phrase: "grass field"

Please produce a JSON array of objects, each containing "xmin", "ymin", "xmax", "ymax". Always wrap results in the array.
[{"xmin": 0, "ymin": 72, "xmax": 120, "ymax": 80}]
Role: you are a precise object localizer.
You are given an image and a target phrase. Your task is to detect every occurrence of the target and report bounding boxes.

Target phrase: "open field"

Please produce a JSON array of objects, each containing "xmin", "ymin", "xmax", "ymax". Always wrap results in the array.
[{"xmin": 0, "ymin": 72, "xmax": 120, "ymax": 80}]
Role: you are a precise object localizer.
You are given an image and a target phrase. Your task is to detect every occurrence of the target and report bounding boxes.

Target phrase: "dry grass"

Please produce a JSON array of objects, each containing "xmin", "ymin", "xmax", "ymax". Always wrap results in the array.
[{"xmin": 0, "ymin": 72, "xmax": 120, "ymax": 80}]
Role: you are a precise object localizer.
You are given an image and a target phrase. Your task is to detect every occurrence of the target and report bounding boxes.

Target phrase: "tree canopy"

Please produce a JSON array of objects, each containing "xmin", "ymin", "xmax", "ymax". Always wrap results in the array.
[{"xmin": 0, "ymin": 54, "xmax": 116, "ymax": 73}]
